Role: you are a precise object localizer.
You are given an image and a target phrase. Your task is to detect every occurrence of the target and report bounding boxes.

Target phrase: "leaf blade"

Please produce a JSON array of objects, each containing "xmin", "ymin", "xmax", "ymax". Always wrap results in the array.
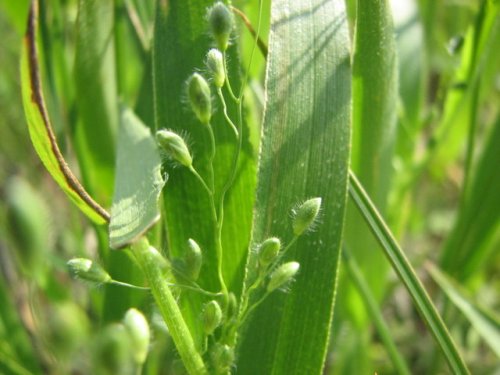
[
  {"xmin": 109, "ymin": 107, "xmax": 166, "ymax": 249},
  {"xmin": 73, "ymin": 0, "xmax": 118, "ymax": 206},
  {"xmin": 427, "ymin": 263, "xmax": 500, "ymax": 357},
  {"xmin": 348, "ymin": 171, "xmax": 470, "ymax": 375},
  {"xmin": 20, "ymin": 1, "xmax": 109, "ymax": 225},
  {"xmin": 237, "ymin": 0, "xmax": 351, "ymax": 373}
]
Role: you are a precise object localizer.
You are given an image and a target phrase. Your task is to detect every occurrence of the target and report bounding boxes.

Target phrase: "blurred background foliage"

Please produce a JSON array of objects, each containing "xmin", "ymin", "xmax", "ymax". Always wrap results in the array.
[{"xmin": 0, "ymin": 0, "xmax": 498, "ymax": 374}]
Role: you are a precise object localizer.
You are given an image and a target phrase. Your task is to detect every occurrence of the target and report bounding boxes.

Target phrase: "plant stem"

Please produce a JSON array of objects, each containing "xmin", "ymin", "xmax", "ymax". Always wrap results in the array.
[
  {"xmin": 217, "ymin": 88, "xmax": 239, "ymax": 137},
  {"xmin": 189, "ymin": 166, "xmax": 228, "ymax": 297},
  {"xmin": 207, "ymin": 123, "xmax": 216, "ymax": 192},
  {"xmin": 109, "ymin": 280, "xmax": 150, "ymax": 290},
  {"xmin": 132, "ymin": 239, "xmax": 207, "ymax": 375},
  {"xmin": 222, "ymin": 52, "xmax": 238, "ymax": 102}
]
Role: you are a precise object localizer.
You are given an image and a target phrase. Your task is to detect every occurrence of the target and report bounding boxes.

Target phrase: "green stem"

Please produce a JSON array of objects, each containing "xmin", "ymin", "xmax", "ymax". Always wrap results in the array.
[
  {"xmin": 238, "ymin": 235, "xmax": 299, "ymax": 330},
  {"xmin": 207, "ymin": 123, "xmax": 216, "ymax": 192},
  {"xmin": 189, "ymin": 166, "xmax": 228, "ymax": 296},
  {"xmin": 109, "ymin": 280, "xmax": 150, "ymax": 290},
  {"xmin": 189, "ymin": 166, "xmax": 212, "ymax": 197},
  {"xmin": 222, "ymin": 52, "xmax": 238, "ymax": 102},
  {"xmin": 238, "ymin": 290, "xmax": 271, "ymax": 326},
  {"xmin": 238, "ymin": 272, "xmax": 264, "ymax": 321},
  {"xmin": 348, "ymin": 170, "xmax": 470, "ymax": 375},
  {"xmin": 132, "ymin": 239, "xmax": 207, "ymax": 375},
  {"xmin": 217, "ymin": 88, "xmax": 239, "ymax": 137},
  {"xmin": 270, "ymin": 236, "xmax": 299, "ymax": 269},
  {"xmin": 168, "ymin": 282, "xmax": 223, "ymax": 297}
]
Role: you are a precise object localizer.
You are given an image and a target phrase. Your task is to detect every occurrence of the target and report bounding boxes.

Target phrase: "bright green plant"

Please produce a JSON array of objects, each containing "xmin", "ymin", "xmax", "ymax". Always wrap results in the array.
[{"xmin": 1, "ymin": 0, "xmax": 497, "ymax": 374}]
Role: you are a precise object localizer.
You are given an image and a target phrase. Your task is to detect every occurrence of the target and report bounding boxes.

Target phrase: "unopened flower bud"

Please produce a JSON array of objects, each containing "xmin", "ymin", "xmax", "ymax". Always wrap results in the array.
[
  {"xmin": 67, "ymin": 258, "xmax": 111, "ymax": 284},
  {"xmin": 94, "ymin": 324, "xmax": 134, "ymax": 374},
  {"xmin": 226, "ymin": 292, "xmax": 238, "ymax": 319},
  {"xmin": 123, "ymin": 308, "xmax": 150, "ymax": 365},
  {"xmin": 203, "ymin": 300, "xmax": 222, "ymax": 335},
  {"xmin": 292, "ymin": 197, "xmax": 322, "ymax": 236},
  {"xmin": 185, "ymin": 239, "xmax": 202, "ymax": 281},
  {"xmin": 206, "ymin": 48, "xmax": 225, "ymax": 88},
  {"xmin": 187, "ymin": 73, "xmax": 211, "ymax": 124},
  {"xmin": 267, "ymin": 262, "xmax": 300, "ymax": 292},
  {"xmin": 258, "ymin": 237, "xmax": 281, "ymax": 266},
  {"xmin": 207, "ymin": 2, "xmax": 234, "ymax": 51},
  {"xmin": 156, "ymin": 129, "xmax": 192, "ymax": 167},
  {"xmin": 211, "ymin": 344, "xmax": 234, "ymax": 373}
]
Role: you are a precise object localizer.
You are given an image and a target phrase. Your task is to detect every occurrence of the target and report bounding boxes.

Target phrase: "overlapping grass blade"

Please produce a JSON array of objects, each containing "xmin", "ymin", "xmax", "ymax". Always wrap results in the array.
[
  {"xmin": 348, "ymin": 170, "xmax": 470, "ymax": 375},
  {"xmin": 420, "ymin": 1, "xmax": 499, "ymax": 175},
  {"xmin": 73, "ymin": 0, "xmax": 118, "ymax": 206},
  {"xmin": 20, "ymin": 0, "xmax": 109, "ymax": 225},
  {"xmin": 440, "ymin": 115, "xmax": 500, "ymax": 279},
  {"xmin": 427, "ymin": 263, "xmax": 500, "ymax": 357},
  {"xmin": 109, "ymin": 107, "xmax": 165, "ymax": 249},
  {"xmin": 344, "ymin": 0, "xmax": 398, "ymax": 304},
  {"xmin": 237, "ymin": 0, "xmax": 351, "ymax": 373},
  {"xmin": 337, "ymin": 2, "xmax": 398, "ymax": 370}
]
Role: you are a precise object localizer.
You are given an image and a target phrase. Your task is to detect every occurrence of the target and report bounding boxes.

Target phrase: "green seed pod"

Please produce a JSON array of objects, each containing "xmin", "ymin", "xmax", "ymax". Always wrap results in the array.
[
  {"xmin": 187, "ymin": 73, "xmax": 212, "ymax": 124},
  {"xmin": 267, "ymin": 261, "xmax": 300, "ymax": 292},
  {"xmin": 123, "ymin": 308, "xmax": 150, "ymax": 365},
  {"xmin": 292, "ymin": 197, "xmax": 322, "ymax": 236},
  {"xmin": 211, "ymin": 344, "xmax": 234, "ymax": 373},
  {"xmin": 206, "ymin": 48, "xmax": 225, "ymax": 88},
  {"xmin": 203, "ymin": 300, "xmax": 222, "ymax": 335},
  {"xmin": 185, "ymin": 238, "xmax": 202, "ymax": 281},
  {"xmin": 67, "ymin": 258, "xmax": 111, "ymax": 284},
  {"xmin": 156, "ymin": 129, "xmax": 193, "ymax": 167},
  {"xmin": 207, "ymin": 2, "xmax": 234, "ymax": 51},
  {"xmin": 258, "ymin": 237, "xmax": 281, "ymax": 267}
]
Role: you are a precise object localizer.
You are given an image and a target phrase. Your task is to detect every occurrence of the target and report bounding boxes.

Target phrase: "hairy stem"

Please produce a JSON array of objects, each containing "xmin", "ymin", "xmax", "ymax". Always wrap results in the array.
[{"xmin": 132, "ymin": 239, "xmax": 207, "ymax": 375}]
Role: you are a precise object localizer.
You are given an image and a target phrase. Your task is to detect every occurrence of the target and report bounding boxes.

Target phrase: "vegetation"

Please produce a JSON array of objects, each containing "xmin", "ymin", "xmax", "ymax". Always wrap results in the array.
[{"xmin": 0, "ymin": 0, "xmax": 498, "ymax": 374}]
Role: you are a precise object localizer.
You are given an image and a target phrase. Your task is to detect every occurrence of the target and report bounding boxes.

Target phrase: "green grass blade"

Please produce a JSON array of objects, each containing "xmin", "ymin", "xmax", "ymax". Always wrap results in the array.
[
  {"xmin": 427, "ymin": 263, "xmax": 500, "ymax": 357},
  {"xmin": 237, "ymin": 0, "xmax": 351, "ymax": 373},
  {"xmin": 0, "ymin": 0, "xmax": 30, "ymax": 35},
  {"xmin": 343, "ymin": 248, "xmax": 411, "ymax": 375},
  {"xmin": 0, "ymin": 275, "xmax": 41, "ymax": 374},
  {"xmin": 73, "ymin": 0, "xmax": 118, "ymax": 206},
  {"xmin": 20, "ymin": 1, "xmax": 109, "ymax": 225},
  {"xmin": 348, "ymin": 170, "xmax": 470, "ymax": 375},
  {"xmin": 343, "ymin": 0, "xmax": 399, "ymax": 312},
  {"xmin": 153, "ymin": 0, "xmax": 257, "ymax": 345},
  {"xmin": 350, "ymin": 0, "xmax": 398, "ymax": 205},
  {"xmin": 440, "ymin": 108, "xmax": 500, "ymax": 280},
  {"xmin": 109, "ymin": 107, "xmax": 166, "ymax": 249},
  {"xmin": 424, "ymin": 1, "xmax": 499, "ymax": 175},
  {"xmin": 393, "ymin": 0, "xmax": 424, "ymax": 134}
]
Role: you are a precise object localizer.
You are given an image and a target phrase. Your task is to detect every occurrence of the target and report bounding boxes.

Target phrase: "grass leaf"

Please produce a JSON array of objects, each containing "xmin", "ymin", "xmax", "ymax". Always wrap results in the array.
[
  {"xmin": 20, "ymin": 1, "xmax": 109, "ymax": 225},
  {"xmin": 237, "ymin": 0, "xmax": 351, "ymax": 373},
  {"xmin": 427, "ymin": 263, "xmax": 500, "ymax": 357},
  {"xmin": 73, "ymin": 0, "xmax": 118, "ymax": 206},
  {"xmin": 344, "ymin": 0, "xmax": 399, "ymax": 302},
  {"xmin": 109, "ymin": 107, "xmax": 166, "ymax": 249},
  {"xmin": 348, "ymin": 170, "xmax": 470, "ymax": 375}
]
